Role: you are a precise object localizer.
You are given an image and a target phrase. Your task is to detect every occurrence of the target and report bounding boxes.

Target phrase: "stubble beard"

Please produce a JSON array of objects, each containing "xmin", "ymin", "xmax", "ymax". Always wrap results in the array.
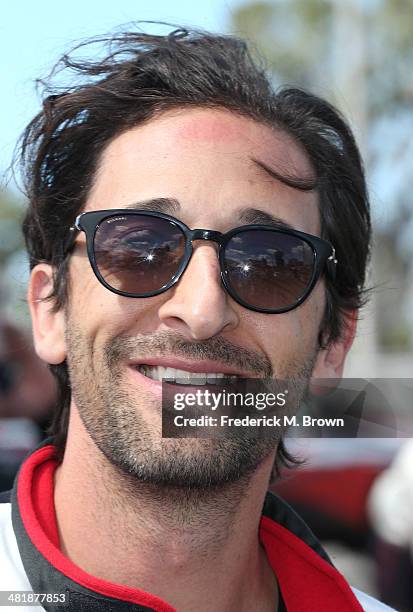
[{"xmin": 66, "ymin": 323, "xmax": 317, "ymax": 492}]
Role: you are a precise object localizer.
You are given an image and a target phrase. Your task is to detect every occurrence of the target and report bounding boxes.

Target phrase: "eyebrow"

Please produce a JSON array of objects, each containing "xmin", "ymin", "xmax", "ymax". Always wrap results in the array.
[
  {"xmin": 238, "ymin": 208, "xmax": 296, "ymax": 231},
  {"xmin": 123, "ymin": 199, "xmax": 296, "ymax": 231},
  {"xmin": 252, "ymin": 158, "xmax": 318, "ymax": 192},
  {"xmin": 123, "ymin": 198, "xmax": 180, "ymax": 214}
]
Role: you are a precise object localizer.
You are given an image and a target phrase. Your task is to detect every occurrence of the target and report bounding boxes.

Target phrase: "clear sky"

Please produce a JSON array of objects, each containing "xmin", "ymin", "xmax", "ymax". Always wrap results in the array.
[
  {"xmin": 1, "ymin": 1, "xmax": 412, "ymax": 229},
  {"xmin": 0, "ymin": 0, "xmax": 238, "ymax": 184}
]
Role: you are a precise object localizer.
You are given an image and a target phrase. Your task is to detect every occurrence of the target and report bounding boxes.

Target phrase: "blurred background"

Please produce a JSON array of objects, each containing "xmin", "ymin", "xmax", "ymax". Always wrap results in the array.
[{"xmin": 1, "ymin": 0, "xmax": 412, "ymax": 609}]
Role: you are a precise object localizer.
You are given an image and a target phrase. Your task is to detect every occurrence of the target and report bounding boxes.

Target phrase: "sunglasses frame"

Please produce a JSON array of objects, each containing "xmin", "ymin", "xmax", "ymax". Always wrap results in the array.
[{"xmin": 69, "ymin": 209, "xmax": 337, "ymax": 314}]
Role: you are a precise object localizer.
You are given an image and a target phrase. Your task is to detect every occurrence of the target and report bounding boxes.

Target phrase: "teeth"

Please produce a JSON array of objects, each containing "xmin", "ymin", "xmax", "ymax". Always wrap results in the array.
[{"xmin": 138, "ymin": 365, "xmax": 236, "ymax": 384}]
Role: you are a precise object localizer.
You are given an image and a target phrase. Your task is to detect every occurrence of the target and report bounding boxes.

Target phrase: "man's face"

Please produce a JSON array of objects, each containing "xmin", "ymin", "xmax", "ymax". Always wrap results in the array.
[{"xmin": 42, "ymin": 108, "xmax": 329, "ymax": 487}]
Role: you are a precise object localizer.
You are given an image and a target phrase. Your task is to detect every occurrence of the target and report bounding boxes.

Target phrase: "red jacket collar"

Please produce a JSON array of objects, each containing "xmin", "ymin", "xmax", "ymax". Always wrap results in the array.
[{"xmin": 12, "ymin": 443, "xmax": 362, "ymax": 611}]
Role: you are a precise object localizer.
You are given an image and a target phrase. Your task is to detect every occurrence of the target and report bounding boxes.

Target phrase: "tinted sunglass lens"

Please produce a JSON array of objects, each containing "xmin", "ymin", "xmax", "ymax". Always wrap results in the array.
[
  {"xmin": 224, "ymin": 230, "xmax": 315, "ymax": 310},
  {"xmin": 93, "ymin": 215, "xmax": 186, "ymax": 295}
]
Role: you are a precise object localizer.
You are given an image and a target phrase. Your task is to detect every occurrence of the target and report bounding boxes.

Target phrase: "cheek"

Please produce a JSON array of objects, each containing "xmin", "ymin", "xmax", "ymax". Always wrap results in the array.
[
  {"xmin": 67, "ymin": 261, "xmax": 164, "ymax": 346},
  {"xmin": 248, "ymin": 283, "xmax": 325, "ymax": 366},
  {"xmin": 66, "ymin": 263, "xmax": 123, "ymax": 341},
  {"xmin": 293, "ymin": 283, "xmax": 326, "ymax": 351}
]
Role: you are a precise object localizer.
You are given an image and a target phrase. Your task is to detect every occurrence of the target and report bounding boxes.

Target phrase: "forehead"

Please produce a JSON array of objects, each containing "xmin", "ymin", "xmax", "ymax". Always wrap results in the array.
[{"xmin": 88, "ymin": 107, "xmax": 319, "ymax": 233}]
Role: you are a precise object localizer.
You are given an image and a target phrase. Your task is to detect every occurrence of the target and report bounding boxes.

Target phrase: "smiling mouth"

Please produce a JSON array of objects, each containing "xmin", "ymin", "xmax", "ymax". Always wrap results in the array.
[{"xmin": 136, "ymin": 365, "xmax": 241, "ymax": 385}]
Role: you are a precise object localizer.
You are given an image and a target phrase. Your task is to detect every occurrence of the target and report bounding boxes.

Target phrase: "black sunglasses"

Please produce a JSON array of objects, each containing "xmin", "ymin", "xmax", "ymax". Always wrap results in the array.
[{"xmin": 69, "ymin": 209, "xmax": 337, "ymax": 314}]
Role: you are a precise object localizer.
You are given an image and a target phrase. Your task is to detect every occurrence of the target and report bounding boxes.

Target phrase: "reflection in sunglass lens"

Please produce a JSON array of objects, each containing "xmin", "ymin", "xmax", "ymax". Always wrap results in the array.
[
  {"xmin": 94, "ymin": 215, "xmax": 186, "ymax": 295},
  {"xmin": 224, "ymin": 230, "xmax": 315, "ymax": 310}
]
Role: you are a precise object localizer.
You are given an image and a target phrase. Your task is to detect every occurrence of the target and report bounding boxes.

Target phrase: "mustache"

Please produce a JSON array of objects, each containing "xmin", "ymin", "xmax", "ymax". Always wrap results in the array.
[{"xmin": 104, "ymin": 330, "xmax": 273, "ymax": 377}]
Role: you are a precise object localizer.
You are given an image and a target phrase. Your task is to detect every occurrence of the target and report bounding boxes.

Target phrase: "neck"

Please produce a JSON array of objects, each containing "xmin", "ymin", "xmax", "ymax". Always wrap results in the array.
[{"xmin": 54, "ymin": 411, "xmax": 278, "ymax": 611}]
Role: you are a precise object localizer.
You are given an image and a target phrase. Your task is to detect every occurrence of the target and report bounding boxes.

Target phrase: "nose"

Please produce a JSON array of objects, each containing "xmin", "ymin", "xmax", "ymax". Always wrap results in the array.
[{"xmin": 157, "ymin": 243, "xmax": 239, "ymax": 340}]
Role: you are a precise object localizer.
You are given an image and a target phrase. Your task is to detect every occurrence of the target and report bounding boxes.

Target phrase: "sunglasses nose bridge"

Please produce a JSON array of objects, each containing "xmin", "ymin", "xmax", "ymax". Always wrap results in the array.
[
  {"xmin": 189, "ymin": 229, "xmax": 223, "ymax": 244},
  {"xmin": 186, "ymin": 229, "xmax": 223, "ymax": 266}
]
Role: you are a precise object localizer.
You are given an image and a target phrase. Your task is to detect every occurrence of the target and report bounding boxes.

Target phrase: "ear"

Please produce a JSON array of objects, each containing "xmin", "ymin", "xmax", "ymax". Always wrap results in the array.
[
  {"xmin": 28, "ymin": 264, "xmax": 66, "ymax": 365},
  {"xmin": 311, "ymin": 311, "xmax": 357, "ymax": 383}
]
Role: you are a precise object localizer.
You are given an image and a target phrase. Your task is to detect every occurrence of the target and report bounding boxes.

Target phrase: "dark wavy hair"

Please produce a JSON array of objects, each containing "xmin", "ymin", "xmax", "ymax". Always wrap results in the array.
[{"xmin": 20, "ymin": 25, "xmax": 371, "ymax": 471}]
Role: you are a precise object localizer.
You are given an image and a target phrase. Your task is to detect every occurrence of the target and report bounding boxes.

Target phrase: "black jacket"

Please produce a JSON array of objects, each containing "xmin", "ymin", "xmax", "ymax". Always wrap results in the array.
[{"xmin": 0, "ymin": 442, "xmax": 393, "ymax": 611}]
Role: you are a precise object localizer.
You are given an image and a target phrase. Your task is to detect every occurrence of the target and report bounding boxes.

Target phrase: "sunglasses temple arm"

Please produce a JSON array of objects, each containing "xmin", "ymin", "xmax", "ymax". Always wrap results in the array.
[
  {"xmin": 326, "ymin": 247, "xmax": 338, "ymax": 280},
  {"xmin": 61, "ymin": 224, "xmax": 81, "ymax": 257}
]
